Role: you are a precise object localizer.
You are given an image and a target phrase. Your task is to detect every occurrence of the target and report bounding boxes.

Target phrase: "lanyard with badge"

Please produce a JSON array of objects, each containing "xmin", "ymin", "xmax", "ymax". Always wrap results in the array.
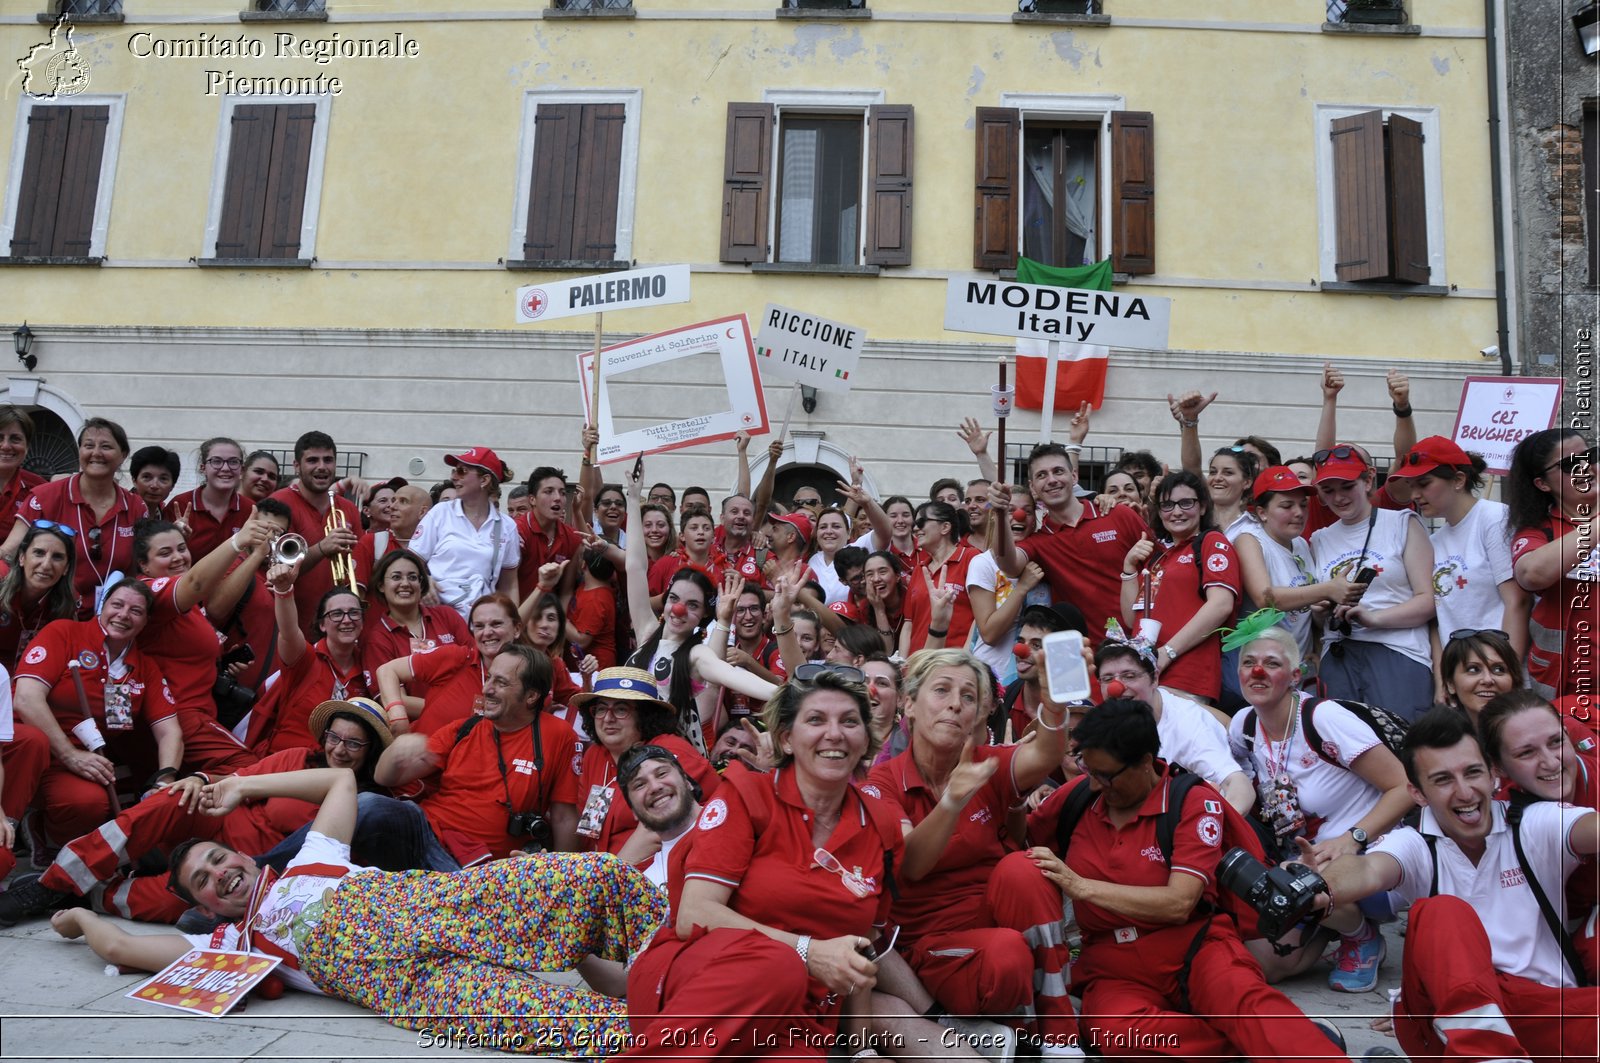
[
  {"xmin": 576, "ymin": 760, "xmax": 615, "ymax": 840},
  {"xmin": 80, "ymin": 639, "xmax": 134, "ymax": 731}
]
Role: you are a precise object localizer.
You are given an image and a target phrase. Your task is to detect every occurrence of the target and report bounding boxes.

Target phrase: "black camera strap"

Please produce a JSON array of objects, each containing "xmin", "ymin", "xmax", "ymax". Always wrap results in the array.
[
  {"xmin": 489, "ymin": 717, "xmax": 545, "ymax": 817},
  {"xmin": 1353, "ymin": 505, "xmax": 1379, "ymax": 573}
]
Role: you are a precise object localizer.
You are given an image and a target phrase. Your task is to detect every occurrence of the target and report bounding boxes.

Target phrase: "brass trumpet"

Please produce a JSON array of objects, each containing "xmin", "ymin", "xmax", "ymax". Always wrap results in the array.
[{"xmin": 326, "ymin": 487, "xmax": 360, "ymax": 596}]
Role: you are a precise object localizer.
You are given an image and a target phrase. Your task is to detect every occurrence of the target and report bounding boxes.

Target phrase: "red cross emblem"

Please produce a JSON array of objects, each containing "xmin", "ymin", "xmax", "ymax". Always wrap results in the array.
[{"xmin": 522, "ymin": 288, "xmax": 548, "ymax": 319}]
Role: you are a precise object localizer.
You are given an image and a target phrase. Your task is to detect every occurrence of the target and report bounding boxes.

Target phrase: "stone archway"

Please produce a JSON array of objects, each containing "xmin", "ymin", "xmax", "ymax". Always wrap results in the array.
[
  {"xmin": 745, "ymin": 431, "xmax": 880, "ymax": 507},
  {"xmin": 0, "ymin": 378, "xmax": 87, "ymax": 476}
]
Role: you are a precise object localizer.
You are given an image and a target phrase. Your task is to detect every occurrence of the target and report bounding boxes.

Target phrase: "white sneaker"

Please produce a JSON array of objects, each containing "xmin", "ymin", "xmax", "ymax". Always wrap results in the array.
[{"xmin": 936, "ymin": 1015, "xmax": 1017, "ymax": 1062}]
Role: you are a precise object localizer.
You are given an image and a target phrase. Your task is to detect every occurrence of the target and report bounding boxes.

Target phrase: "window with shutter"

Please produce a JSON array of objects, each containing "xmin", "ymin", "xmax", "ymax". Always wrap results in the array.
[
  {"xmin": 1327, "ymin": 107, "xmax": 1432, "ymax": 285},
  {"xmin": 510, "ymin": 91, "xmax": 639, "ymax": 269},
  {"xmin": 1585, "ymin": 106, "xmax": 1599, "ymax": 287},
  {"xmin": 970, "ymin": 100, "xmax": 1153, "ymax": 274},
  {"xmin": 719, "ymin": 95, "xmax": 912, "ymax": 268},
  {"xmin": 206, "ymin": 99, "xmax": 326, "ymax": 264},
  {"xmin": 2, "ymin": 101, "xmax": 115, "ymax": 263}
]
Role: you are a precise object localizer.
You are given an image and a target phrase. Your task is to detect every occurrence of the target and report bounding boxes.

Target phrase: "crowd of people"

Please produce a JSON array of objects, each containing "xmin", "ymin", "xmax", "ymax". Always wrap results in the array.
[{"xmin": 0, "ymin": 362, "xmax": 1593, "ymax": 1061}]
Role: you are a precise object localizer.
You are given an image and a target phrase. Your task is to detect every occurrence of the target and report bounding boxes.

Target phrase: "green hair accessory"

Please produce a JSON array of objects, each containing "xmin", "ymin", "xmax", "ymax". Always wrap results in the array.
[{"xmin": 1219, "ymin": 607, "xmax": 1287, "ymax": 654}]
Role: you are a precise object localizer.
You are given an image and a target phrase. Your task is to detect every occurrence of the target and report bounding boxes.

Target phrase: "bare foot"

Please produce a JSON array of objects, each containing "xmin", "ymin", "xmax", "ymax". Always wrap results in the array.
[{"xmin": 50, "ymin": 908, "xmax": 86, "ymax": 939}]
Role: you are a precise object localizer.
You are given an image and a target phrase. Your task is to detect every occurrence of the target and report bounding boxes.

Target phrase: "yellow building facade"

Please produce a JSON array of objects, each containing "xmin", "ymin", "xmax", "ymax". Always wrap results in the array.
[{"xmin": 1, "ymin": 0, "xmax": 1499, "ymax": 495}]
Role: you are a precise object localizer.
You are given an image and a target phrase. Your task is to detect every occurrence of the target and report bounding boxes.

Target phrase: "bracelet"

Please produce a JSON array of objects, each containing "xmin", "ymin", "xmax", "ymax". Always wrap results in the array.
[
  {"xmin": 793, "ymin": 935, "xmax": 811, "ymax": 967},
  {"xmin": 1178, "ymin": 417, "xmax": 1198, "ymax": 430},
  {"xmin": 1120, "ymin": 570, "xmax": 1138, "ymax": 581},
  {"xmin": 228, "ymin": 532, "xmax": 243, "ymax": 554},
  {"xmin": 1063, "ymin": 443, "xmax": 1083, "ymax": 453},
  {"xmin": 771, "ymin": 624, "xmax": 794, "ymax": 636},
  {"xmin": 145, "ymin": 767, "xmax": 179, "ymax": 791},
  {"xmin": 385, "ymin": 701, "xmax": 408, "ymax": 721},
  {"xmin": 927, "ymin": 628, "xmax": 949, "ymax": 639},
  {"xmin": 1035, "ymin": 707, "xmax": 1068, "ymax": 732},
  {"xmin": 267, "ymin": 585, "xmax": 293, "ymax": 598},
  {"xmin": 877, "ymin": 628, "xmax": 894, "ymax": 637},
  {"xmin": 1392, "ymin": 404, "xmax": 1413, "ymax": 418}
]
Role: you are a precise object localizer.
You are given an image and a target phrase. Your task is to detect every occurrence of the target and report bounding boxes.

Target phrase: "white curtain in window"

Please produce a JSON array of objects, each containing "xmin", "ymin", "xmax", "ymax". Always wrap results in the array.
[{"xmin": 779, "ymin": 129, "xmax": 818, "ymax": 262}]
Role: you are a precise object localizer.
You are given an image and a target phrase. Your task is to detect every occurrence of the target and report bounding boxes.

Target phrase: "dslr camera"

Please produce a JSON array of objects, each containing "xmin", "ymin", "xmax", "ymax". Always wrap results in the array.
[
  {"xmin": 1328, "ymin": 566, "xmax": 1378, "ymax": 636},
  {"xmin": 508, "ymin": 810, "xmax": 554, "ymax": 853},
  {"xmin": 212, "ymin": 644, "xmax": 258, "ymax": 729},
  {"xmin": 1217, "ymin": 847, "xmax": 1329, "ymax": 943}
]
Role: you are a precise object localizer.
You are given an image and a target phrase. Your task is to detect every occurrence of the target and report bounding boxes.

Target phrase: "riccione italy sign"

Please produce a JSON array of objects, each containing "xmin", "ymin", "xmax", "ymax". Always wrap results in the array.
[{"xmin": 943, "ymin": 276, "xmax": 1172, "ymax": 350}]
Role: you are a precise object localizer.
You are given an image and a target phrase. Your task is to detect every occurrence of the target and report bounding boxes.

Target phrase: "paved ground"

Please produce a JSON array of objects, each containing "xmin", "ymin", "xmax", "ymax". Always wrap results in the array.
[{"xmin": 0, "ymin": 872, "xmax": 1406, "ymax": 1061}]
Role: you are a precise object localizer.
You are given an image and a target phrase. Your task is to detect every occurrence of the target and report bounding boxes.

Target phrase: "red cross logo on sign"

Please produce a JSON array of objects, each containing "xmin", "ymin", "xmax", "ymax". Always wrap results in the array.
[{"xmin": 522, "ymin": 289, "xmax": 548, "ymax": 319}]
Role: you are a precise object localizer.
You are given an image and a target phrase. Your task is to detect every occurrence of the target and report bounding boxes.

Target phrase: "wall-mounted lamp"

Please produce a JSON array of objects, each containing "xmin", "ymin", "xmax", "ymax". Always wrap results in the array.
[
  {"xmin": 12, "ymin": 324, "xmax": 36, "ymax": 372},
  {"xmin": 1576, "ymin": 1, "xmax": 1600, "ymax": 56},
  {"xmin": 801, "ymin": 385, "xmax": 818, "ymax": 414}
]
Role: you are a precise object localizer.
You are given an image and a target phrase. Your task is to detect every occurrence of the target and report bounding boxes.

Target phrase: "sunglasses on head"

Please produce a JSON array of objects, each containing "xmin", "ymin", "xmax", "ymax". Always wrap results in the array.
[
  {"xmin": 793, "ymin": 662, "xmax": 866, "ymax": 684},
  {"xmin": 1447, "ymin": 628, "xmax": 1509, "ymax": 643},
  {"xmin": 1312, "ymin": 446, "xmax": 1364, "ymax": 466},
  {"xmin": 1544, "ymin": 445, "xmax": 1598, "ymax": 477},
  {"xmin": 30, "ymin": 519, "xmax": 77, "ymax": 540}
]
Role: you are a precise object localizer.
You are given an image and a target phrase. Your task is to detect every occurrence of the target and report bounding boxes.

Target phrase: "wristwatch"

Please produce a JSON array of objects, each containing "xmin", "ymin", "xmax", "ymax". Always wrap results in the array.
[{"xmin": 1349, "ymin": 827, "xmax": 1369, "ymax": 852}]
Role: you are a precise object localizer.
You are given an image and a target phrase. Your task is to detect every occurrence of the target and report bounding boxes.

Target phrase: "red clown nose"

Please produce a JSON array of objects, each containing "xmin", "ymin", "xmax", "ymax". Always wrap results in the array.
[
  {"xmin": 1013, "ymin": 641, "xmax": 1031, "ymax": 660},
  {"xmin": 669, "ymin": 602, "xmax": 689, "ymax": 619},
  {"xmin": 1103, "ymin": 680, "xmax": 1127, "ymax": 699},
  {"xmin": 1011, "ymin": 507, "xmax": 1028, "ymax": 523},
  {"xmin": 1250, "ymin": 665, "xmax": 1268, "ymax": 680}
]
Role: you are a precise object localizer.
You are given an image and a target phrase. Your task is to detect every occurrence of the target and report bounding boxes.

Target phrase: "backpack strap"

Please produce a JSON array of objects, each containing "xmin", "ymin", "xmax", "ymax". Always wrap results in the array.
[
  {"xmin": 1240, "ymin": 708, "xmax": 1258, "ymax": 758},
  {"xmin": 1423, "ymin": 833, "xmax": 1439, "ymax": 898},
  {"xmin": 453, "ymin": 712, "xmax": 484, "ymax": 746},
  {"xmin": 1155, "ymin": 770, "xmax": 1203, "ymax": 863},
  {"xmin": 1507, "ymin": 804, "xmax": 1592, "ymax": 988},
  {"xmin": 1053, "ymin": 777, "xmax": 1097, "ymax": 858}
]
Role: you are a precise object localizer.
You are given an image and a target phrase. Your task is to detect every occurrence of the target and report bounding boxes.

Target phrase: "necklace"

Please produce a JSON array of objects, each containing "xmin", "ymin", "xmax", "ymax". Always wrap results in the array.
[{"xmin": 1261, "ymin": 695, "xmax": 1299, "ymax": 780}]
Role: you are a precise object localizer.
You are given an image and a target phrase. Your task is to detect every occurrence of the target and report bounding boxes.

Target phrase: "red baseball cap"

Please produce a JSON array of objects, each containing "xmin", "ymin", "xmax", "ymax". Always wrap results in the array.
[
  {"xmin": 1312, "ymin": 444, "xmax": 1370, "ymax": 484},
  {"xmin": 1389, "ymin": 436, "xmax": 1472, "ymax": 480},
  {"xmin": 1252, "ymin": 465, "xmax": 1313, "ymax": 502},
  {"xmin": 770, "ymin": 511, "xmax": 813, "ymax": 542},
  {"xmin": 445, "ymin": 447, "xmax": 510, "ymax": 483}
]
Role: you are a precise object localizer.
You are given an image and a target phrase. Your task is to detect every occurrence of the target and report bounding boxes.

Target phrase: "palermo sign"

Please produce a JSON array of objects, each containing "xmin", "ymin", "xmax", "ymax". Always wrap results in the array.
[
  {"xmin": 516, "ymin": 264, "xmax": 690, "ymax": 324},
  {"xmin": 944, "ymin": 276, "xmax": 1171, "ymax": 350}
]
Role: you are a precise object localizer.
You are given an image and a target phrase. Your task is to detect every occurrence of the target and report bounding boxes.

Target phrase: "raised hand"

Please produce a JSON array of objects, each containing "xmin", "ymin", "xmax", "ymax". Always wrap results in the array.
[
  {"xmin": 1123, "ymin": 533, "xmax": 1155, "ymax": 574},
  {"xmin": 1166, "ymin": 390, "xmax": 1218, "ymax": 425},
  {"xmin": 1068, "ymin": 401, "xmax": 1092, "ymax": 445},
  {"xmin": 956, "ymin": 417, "xmax": 992, "ymax": 456},
  {"xmin": 1386, "ymin": 368, "xmax": 1411, "ymax": 408},
  {"xmin": 940, "ymin": 737, "xmax": 1000, "ymax": 812},
  {"xmin": 1322, "ymin": 361, "xmax": 1345, "ymax": 400}
]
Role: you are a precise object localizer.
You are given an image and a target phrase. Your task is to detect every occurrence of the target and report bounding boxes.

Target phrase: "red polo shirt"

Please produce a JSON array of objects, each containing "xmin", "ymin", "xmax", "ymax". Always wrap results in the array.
[
  {"xmin": 245, "ymin": 640, "xmax": 369, "ymax": 754},
  {"xmin": 266, "ymin": 485, "xmax": 362, "ymax": 639},
  {"xmin": 137, "ymin": 575, "xmax": 226, "ymax": 716},
  {"xmin": 0, "ymin": 568, "xmax": 75, "ymax": 672},
  {"xmin": 16, "ymin": 618, "xmax": 176, "ymax": 743},
  {"xmin": 1136, "ymin": 531, "xmax": 1240, "ymax": 701},
  {"xmin": 360, "ymin": 605, "xmax": 470, "ymax": 697},
  {"xmin": 866, "ymin": 743, "xmax": 1021, "ymax": 946},
  {"xmin": 18, "ymin": 475, "xmax": 153, "ymax": 615},
  {"xmin": 421, "ymin": 713, "xmax": 580, "ymax": 860},
  {"xmin": 678, "ymin": 763, "xmax": 898, "ymax": 940},
  {"xmin": 911, "ymin": 543, "xmax": 983, "ymax": 650},
  {"xmin": 1514, "ymin": 509, "xmax": 1596, "ymax": 705},
  {"xmin": 405, "ymin": 642, "xmax": 484, "ymax": 736},
  {"xmin": 174, "ymin": 487, "xmax": 254, "ymax": 562},
  {"xmin": 569, "ymin": 585, "xmax": 618, "ymax": 670},
  {"xmin": 0, "ymin": 469, "xmax": 44, "ymax": 544},
  {"xmin": 1019, "ymin": 501, "xmax": 1150, "ymax": 642},
  {"xmin": 516, "ymin": 515, "xmax": 583, "ymax": 602}
]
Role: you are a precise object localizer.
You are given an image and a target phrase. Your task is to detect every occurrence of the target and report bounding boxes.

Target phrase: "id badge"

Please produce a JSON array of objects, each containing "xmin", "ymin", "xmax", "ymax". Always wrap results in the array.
[
  {"xmin": 410, "ymin": 637, "xmax": 437, "ymax": 654},
  {"xmin": 103, "ymin": 682, "xmax": 134, "ymax": 731},
  {"xmin": 576, "ymin": 783, "xmax": 614, "ymax": 839}
]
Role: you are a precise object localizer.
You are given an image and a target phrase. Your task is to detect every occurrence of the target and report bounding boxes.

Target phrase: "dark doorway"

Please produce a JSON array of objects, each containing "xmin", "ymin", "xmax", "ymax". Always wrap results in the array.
[
  {"xmin": 773, "ymin": 463, "xmax": 837, "ymax": 510},
  {"xmin": 23, "ymin": 408, "xmax": 78, "ymax": 477}
]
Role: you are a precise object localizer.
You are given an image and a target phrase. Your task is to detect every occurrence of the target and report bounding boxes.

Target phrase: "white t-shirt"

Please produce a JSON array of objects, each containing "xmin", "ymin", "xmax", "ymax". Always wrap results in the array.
[
  {"xmin": 1234, "ymin": 525, "xmax": 1316, "ymax": 658},
  {"xmin": 964, "ymin": 550, "xmax": 1017, "ymax": 685},
  {"xmin": 1222, "ymin": 510, "xmax": 1261, "ymax": 543},
  {"xmin": 1372, "ymin": 801, "xmax": 1589, "ymax": 988},
  {"xmin": 1228, "ymin": 695, "xmax": 1383, "ymax": 843},
  {"xmin": 0, "ymin": 662, "xmax": 13, "ymax": 742},
  {"xmin": 1429, "ymin": 499, "xmax": 1515, "ymax": 637},
  {"xmin": 409, "ymin": 500, "xmax": 523, "ymax": 616},
  {"xmin": 1310, "ymin": 508, "xmax": 1431, "ymax": 666},
  {"xmin": 1157, "ymin": 687, "xmax": 1246, "ymax": 791},
  {"xmin": 207, "ymin": 831, "xmax": 371, "ymax": 995},
  {"xmin": 808, "ymin": 552, "xmax": 849, "ymax": 606}
]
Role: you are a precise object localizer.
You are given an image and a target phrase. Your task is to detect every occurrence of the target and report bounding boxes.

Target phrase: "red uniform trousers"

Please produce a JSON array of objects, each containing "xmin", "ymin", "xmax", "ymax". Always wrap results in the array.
[
  {"xmin": 1076, "ymin": 920, "xmax": 1332, "ymax": 1062},
  {"xmin": 1396, "ymin": 895, "xmax": 1600, "ymax": 1063},
  {"xmin": 176, "ymin": 708, "xmax": 256, "ymax": 776},
  {"xmin": 906, "ymin": 850, "xmax": 1077, "ymax": 1043},
  {"xmin": 624, "ymin": 926, "xmax": 834, "ymax": 1060},
  {"xmin": 0, "ymin": 722, "xmax": 50, "ymax": 879},
  {"xmin": 40, "ymin": 783, "xmax": 290, "ymax": 923},
  {"xmin": 37, "ymin": 765, "xmax": 125, "ymax": 846}
]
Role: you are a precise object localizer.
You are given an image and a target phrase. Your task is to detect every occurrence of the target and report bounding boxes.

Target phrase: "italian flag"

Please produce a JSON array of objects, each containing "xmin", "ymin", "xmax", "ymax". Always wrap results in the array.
[{"xmin": 1014, "ymin": 257, "xmax": 1113, "ymax": 412}]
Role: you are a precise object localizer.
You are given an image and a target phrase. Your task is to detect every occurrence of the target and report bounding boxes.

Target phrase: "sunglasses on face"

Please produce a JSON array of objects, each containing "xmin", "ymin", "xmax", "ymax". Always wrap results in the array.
[
  {"xmin": 30, "ymin": 519, "xmax": 77, "ymax": 540},
  {"xmin": 1544, "ymin": 445, "xmax": 1598, "ymax": 477}
]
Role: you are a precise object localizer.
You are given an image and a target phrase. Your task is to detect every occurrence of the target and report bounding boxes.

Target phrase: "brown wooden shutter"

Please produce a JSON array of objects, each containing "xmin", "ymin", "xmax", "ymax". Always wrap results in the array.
[
  {"xmin": 9, "ymin": 107, "xmax": 69, "ymax": 257},
  {"xmin": 49, "ymin": 106, "xmax": 109, "ymax": 257},
  {"xmin": 973, "ymin": 107, "xmax": 1019, "ymax": 270},
  {"xmin": 524, "ymin": 104, "xmax": 579, "ymax": 260},
  {"xmin": 571, "ymin": 104, "xmax": 625, "ymax": 262},
  {"xmin": 215, "ymin": 105, "xmax": 277, "ymax": 259},
  {"xmin": 1330, "ymin": 110, "xmax": 1388, "ymax": 282},
  {"xmin": 1110, "ymin": 110, "xmax": 1155, "ymax": 275},
  {"xmin": 1385, "ymin": 113, "xmax": 1429, "ymax": 284},
  {"xmin": 720, "ymin": 103, "xmax": 773, "ymax": 264},
  {"xmin": 865, "ymin": 104, "xmax": 913, "ymax": 267},
  {"xmin": 258, "ymin": 104, "xmax": 315, "ymax": 259}
]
